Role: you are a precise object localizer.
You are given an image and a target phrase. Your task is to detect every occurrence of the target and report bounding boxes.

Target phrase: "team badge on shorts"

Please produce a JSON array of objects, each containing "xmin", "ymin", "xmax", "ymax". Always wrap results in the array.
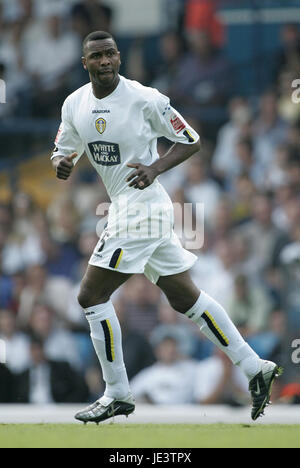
[{"xmin": 95, "ymin": 118, "xmax": 106, "ymax": 134}]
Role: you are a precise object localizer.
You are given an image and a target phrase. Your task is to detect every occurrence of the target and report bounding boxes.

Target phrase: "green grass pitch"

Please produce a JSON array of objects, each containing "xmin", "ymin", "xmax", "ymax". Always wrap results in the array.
[{"xmin": 0, "ymin": 423, "xmax": 299, "ymax": 448}]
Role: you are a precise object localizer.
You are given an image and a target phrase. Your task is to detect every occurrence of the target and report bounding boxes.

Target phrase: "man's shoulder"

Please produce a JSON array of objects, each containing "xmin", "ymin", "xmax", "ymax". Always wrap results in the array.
[
  {"xmin": 121, "ymin": 76, "xmax": 162, "ymax": 104},
  {"xmin": 64, "ymin": 82, "xmax": 91, "ymax": 107}
]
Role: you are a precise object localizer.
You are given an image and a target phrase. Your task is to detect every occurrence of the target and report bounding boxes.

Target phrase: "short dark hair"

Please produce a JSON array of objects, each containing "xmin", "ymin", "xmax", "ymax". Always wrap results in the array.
[{"xmin": 82, "ymin": 31, "xmax": 116, "ymax": 55}]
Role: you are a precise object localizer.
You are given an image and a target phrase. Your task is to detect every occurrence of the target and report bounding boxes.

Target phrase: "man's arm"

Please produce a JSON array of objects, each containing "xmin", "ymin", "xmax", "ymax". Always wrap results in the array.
[
  {"xmin": 126, "ymin": 140, "xmax": 201, "ymax": 189},
  {"xmin": 52, "ymin": 152, "xmax": 78, "ymax": 180}
]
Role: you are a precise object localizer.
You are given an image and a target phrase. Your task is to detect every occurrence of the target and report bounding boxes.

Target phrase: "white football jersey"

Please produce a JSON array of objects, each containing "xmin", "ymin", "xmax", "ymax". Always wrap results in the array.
[{"xmin": 52, "ymin": 75, "xmax": 200, "ymax": 206}]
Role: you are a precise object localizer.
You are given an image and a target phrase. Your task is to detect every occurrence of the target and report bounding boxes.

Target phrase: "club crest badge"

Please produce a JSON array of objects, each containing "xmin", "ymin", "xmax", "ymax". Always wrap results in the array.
[{"xmin": 96, "ymin": 118, "xmax": 106, "ymax": 134}]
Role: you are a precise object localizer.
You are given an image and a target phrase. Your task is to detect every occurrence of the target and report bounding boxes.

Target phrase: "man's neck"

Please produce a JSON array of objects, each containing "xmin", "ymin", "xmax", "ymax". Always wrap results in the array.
[{"xmin": 92, "ymin": 76, "xmax": 120, "ymax": 100}]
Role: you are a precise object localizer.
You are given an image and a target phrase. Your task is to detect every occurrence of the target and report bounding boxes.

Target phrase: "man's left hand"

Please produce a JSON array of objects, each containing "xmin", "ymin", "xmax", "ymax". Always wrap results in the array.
[{"xmin": 126, "ymin": 163, "xmax": 158, "ymax": 190}]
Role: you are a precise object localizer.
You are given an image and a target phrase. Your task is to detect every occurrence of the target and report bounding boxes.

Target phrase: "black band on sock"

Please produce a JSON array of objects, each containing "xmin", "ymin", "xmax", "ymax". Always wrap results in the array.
[
  {"xmin": 101, "ymin": 320, "xmax": 114, "ymax": 362},
  {"xmin": 201, "ymin": 311, "xmax": 229, "ymax": 347}
]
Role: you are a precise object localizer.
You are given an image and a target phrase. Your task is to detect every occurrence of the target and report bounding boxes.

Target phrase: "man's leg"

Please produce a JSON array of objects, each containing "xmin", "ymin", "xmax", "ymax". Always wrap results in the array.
[
  {"xmin": 157, "ymin": 270, "xmax": 282, "ymax": 419},
  {"xmin": 75, "ymin": 265, "xmax": 134, "ymax": 423},
  {"xmin": 157, "ymin": 270, "xmax": 260, "ymax": 373}
]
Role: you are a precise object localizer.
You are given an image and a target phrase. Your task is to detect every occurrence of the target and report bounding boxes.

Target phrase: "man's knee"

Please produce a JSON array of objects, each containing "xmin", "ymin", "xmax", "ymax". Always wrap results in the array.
[
  {"xmin": 164, "ymin": 292, "xmax": 197, "ymax": 314},
  {"xmin": 159, "ymin": 283, "xmax": 200, "ymax": 313},
  {"xmin": 77, "ymin": 283, "xmax": 111, "ymax": 309}
]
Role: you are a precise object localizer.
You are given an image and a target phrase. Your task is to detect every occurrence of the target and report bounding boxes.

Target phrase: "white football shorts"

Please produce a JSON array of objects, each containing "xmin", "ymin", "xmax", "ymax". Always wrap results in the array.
[{"xmin": 88, "ymin": 228, "xmax": 197, "ymax": 284}]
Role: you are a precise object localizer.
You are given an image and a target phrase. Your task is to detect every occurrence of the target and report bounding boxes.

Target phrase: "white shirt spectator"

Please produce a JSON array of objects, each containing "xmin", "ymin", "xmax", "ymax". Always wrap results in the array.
[
  {"xmin": 0, "ymin": 332, "xmax": 30, "ymax": 373},
  {"xmin": 194, "ymin": 356, "xmax": 248, "ymax": 403},
  {"xmin": 23, "ymin": 15, "xmax": 80, "ymax": 90},
  {"xmin": 130, "ymin": 359, "xmax": 198, "ymax": 404}
]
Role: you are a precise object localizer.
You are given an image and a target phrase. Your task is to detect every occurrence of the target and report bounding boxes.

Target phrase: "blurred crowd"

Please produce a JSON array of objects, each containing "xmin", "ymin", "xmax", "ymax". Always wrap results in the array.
[{"xmin": 1, "ymin": 0, "xmax": 300, "ymax": 406}]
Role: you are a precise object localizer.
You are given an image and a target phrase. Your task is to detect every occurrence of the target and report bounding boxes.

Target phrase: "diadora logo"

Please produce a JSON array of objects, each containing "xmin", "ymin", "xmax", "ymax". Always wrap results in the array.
[
  {"xmin": 88, "ymin": 140, "xmax": 121, "ymax": 166},
  {"xmin": 96, "ymin": 117, "xmax": 106, "ymax": 134},
  {"xmin": 92, "ymin": 110, "xmax": 110, "ymax": 114}
]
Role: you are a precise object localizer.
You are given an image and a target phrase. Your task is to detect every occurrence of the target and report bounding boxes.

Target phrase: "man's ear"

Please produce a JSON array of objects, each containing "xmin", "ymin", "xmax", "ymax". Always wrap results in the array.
[{"xmin": 82, "ymin": 57, "xmax": 87, "ymax": 70}]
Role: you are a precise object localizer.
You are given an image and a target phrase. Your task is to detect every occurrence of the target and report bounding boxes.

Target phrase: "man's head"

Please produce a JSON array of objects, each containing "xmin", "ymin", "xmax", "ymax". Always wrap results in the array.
[{"xmin": 82, "ymin": 31, "xmax": 121, "ymax": 89}]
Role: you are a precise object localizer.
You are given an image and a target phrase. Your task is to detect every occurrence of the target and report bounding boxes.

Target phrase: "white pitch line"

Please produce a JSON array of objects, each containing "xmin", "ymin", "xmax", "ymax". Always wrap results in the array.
[{"xmin": 0, "ymin": 404, "xmax": 300, "ymax": 425}]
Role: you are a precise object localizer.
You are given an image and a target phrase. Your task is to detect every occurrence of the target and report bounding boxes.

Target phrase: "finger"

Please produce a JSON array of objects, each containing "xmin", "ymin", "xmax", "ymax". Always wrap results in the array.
[
  {"xmin": 129, "ymin": 175, "xmax": 147, "ymax": 188},
  {"xmin": 59, "ymin": 160, "xmax": 74, "ymax": 169},
  {"xmin": 126, "ymin": 172, "xmax": 138, "ymax": 183},
  {"xmin": 57, "ymin": 168, "xmax": 70, "ymax": 177},
  {"xmin": 57, "ymin": 165, "xmax": 73, "ymax": 174},
  {"xmin": 57, "ymin": 174, "xmax": 69, "ymax": 180},
  {"xmin": 126, "ymin": 170, "xmax": 143, "ymax": 183},
  {"xmin": 66, "ymin": 152, "xmax": 78, "ymax": 162},
  {"xmin": 127, "ymin": 163, "xmax": 139, "ymax": 169},
  {"xmin": 129, "ymin": 179, "xmax": 146, "ymax": 188}
]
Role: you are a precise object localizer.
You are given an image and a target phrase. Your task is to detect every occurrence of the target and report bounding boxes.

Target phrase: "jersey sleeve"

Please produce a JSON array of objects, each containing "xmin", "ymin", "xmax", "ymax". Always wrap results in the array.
[
  {"xmin": 51, "ymin": 97, "xmax": 85, "ymax": 165},
  {"xmin": 148, "ymin": 90, "xmax": 200, "ymax": 145}
]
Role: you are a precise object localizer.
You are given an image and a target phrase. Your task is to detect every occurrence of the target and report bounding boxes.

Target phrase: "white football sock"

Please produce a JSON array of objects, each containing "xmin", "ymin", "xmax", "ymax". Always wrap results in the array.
[
  {"xmin": 185, "ymin": 291, "xmax": 261, "ymax": 379},
  {"xmin": 85, "ymin": 300, "xmax": 131, "ymax": 400}
]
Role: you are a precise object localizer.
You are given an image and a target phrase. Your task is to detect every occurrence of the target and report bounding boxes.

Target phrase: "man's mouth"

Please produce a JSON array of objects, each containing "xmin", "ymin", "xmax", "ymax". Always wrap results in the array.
[{"xmin": 98, "ymin": 70, "xmax": 113, "ymax": 76}]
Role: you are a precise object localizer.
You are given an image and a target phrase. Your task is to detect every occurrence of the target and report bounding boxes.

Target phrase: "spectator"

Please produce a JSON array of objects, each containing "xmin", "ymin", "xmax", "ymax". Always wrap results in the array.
[
  {"xmin": 274, "ymin": 24, "xmax": 300, "ymax": 82},
  {"xmin": 18, "ymin": 264, "xmax": 73, "ymax": 325},
  {"xmin": 264, "ymin": 144, "xmax": 290, "ymax": 191},
  {"xmin": 235, "ymin": 137, "xmax": 264, "ymax": 188},
  {"xmin": 194, "ymin": 348, "xmax": 249, "ymax": 405},
  {"xmin": 162, "ymin": 0, "xmax": 186, "ymax": 32},
  {"xmin": 13, "ymin": 335, "xmax": 89, "ymax": 403},
  {"xmin": 23, "ymin": 8, "xmax": 80, "ymax": 117},
  {"xmin": 0, "ymin": 364, "xmax": 14, "ymax": 403},
  {"xmin": 227, "ymin": 274, "xmax": 273, "ymax": 337},
  {"xmin": 212, "ymin": 97, "xmax": 252, "ymax": 186},
  {"xmin": 150, "ymin": 302, "xmax": 199, "ymax": 358},
  {"xmin": 253, "ymin": 91, "xmax": 288, "ymax": 177},
  {"xmin": 169, "ymin": 30, "xmax": 232, "ymax": 116},
  {"xmin": 70, "ymin": 0, "xmax": 113, "ymax": 35},
  {"xmin": 0, "ymin": 213, "xmax": 45, "ymax": 276},
  {"xmin": 184, "ymin": 153, "xmax": 221, "ymax": 228},
  {"xmin": 27, "ymin": 303, "xmax": 82, "ymax": 370},
  {"xmin": 117, "ymin": 275, "xmax": 161, "ymax": 337},
  {"xmin": 237, "ymin": 192, "xmax": 287, "ymax": 277},
  {"xmin": 130, "ymin": 336, "xmax": 198, "ymax": 404},
  {"xmin": 210, "ymin": 198, "xmax": 235, "ymax": 242},
  {"xmin": 0, "ymin": 225, "xmax": 15, "ymax": 308},
  {"xmin": 0, "ymin": 308, "xmax": 30, "ymax": 373},
  {"xmin": 184, "ymin": 0, "xmax": 225, "ymax": 48},
  {"xmin": 115, "ymin": 300, "xmax": 156, "ymax": 380},
  {"xmin": 231, "ymin": 174, "xmax": 257, "ymax": 225},
  {"xmin": 203, "ymin": 237, "xmax": 237, "ymax": 309},
  {"xmin": 0, "ymin": 19, "xmax": 31, "ymax": 116},
  {"xmin": 151, "ymin": 31, "xmax": 185, "ymax": 95},
  {"xmin": 279, "ymin": 222, "xmax": 300, "ymax": 330}
]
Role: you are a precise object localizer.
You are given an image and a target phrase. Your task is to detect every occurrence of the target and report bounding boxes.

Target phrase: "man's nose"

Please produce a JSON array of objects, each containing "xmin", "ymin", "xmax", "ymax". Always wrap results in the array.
[{"xmin": 100, "ymin": 56, "xmax": 110, "ymax": 67}]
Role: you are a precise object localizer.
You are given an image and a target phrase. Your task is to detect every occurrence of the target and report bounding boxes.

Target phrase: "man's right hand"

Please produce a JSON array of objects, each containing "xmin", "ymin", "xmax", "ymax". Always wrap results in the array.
[{"xmin": 53, "ymin": 152, "xmax": 78, "ymax": 180}]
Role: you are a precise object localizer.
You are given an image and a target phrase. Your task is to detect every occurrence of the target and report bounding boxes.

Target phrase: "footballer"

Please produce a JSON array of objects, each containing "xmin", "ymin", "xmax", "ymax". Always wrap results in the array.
[{"xmin": 51, "ymin": 31, "xmax": 282, "ymax": 424}]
